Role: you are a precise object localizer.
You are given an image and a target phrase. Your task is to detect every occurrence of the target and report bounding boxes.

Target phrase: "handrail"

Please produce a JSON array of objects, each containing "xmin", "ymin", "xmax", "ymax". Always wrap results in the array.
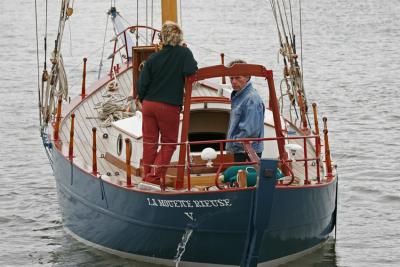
[
  {"xmin": 178, "ymin": 64, "xmax": 287, "ymax": 188},
  {"xmin": 137, "ymin": 134, "xmax": 321, "ymax": 191}
]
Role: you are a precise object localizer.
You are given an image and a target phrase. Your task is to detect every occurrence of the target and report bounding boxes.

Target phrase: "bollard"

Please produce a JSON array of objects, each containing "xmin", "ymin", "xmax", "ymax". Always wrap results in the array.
[
  {"xmin": 92, "ymin": 127, "xmax": 97, "ymax": 175},
  {"xmin": 68, "ymin": 113, "xmax": 75, "ymax": 159},
  {"xmin": 220, "ymin": 53, "xmax": 226, "ymax": 84},
  {"xmin": 81, "ymin": 58, "xmax": 87, "ymax": 97},
  {"xmin": 323, "ymin": 117, "xmax": 333, "ymax": 178},
  {"xmin": 125, "ymin": 138, "xmax": 132, "ymax": 187},
  {"xmin": 54, "ymin": 98, "xmax": 62, "ymax": 140}
]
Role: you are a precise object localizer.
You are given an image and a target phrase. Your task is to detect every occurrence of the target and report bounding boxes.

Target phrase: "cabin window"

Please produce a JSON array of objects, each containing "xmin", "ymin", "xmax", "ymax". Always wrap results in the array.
[
  {"xmin": 188, "ymin": 110, "xmax": 229, "ymax": 152},
  {"xmin": 117, "ymin": 134, "xmax": 123, "ymax": 156}
]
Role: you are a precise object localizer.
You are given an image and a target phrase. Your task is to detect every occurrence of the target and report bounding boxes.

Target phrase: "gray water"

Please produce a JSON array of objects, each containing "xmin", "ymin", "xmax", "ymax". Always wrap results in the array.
[{"xmin": 1, "ymin": 0, "xmax": 399, "ymax": 266}]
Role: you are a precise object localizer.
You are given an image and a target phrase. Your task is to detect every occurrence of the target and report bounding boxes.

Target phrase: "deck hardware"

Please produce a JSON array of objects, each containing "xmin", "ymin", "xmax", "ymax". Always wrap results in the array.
[
  {"xmin": 102, "ymin": 133, "xmax": 108, "ymax": 139},
  {"xmin": 117, "ymin": 134, "xmax": 123, "ymax": 156},
  {"xmin": 106, "ymin": 172, "xmax": 111, "ymax": 176},
  {"xmin": 100, "ymin": 153, "xmax": 105, "ymax": 158},
  {"xmin": 92, "ymin": 127, "xmax": 97, "ymax": 174},
  {"xmin": 69, "ymin": 113, "xmax": 75, "ymax": 159},
  {"xmin": 115, "ymin": 171, "xmax": 120, "ymax": 176}
]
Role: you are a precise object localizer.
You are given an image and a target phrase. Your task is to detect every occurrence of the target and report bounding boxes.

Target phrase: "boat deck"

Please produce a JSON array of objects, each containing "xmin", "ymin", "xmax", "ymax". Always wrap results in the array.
[{"xmin": 57, "ymin": 67, "xmax": 325, "ymax": 191}]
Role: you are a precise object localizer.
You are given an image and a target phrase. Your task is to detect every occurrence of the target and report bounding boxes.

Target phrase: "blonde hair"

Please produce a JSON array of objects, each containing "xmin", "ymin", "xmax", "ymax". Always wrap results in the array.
[
  {"xmin": 161, "ymin": 21, "xmax": 183, "ymax": 46},
  {"xmin": 228, "ymin": 59, "xmax": 247, "ymax": 67}
]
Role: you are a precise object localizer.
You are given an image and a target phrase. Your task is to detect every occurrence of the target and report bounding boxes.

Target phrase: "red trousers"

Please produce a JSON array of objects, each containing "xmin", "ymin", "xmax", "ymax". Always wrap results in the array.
[{"xmin": 141, "ymin": 100, "xmax": 180, "ymax": 183}]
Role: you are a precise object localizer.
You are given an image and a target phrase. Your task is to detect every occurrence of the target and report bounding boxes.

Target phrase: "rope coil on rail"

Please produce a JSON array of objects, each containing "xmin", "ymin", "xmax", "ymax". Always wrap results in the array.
[{"xmin": 94, "ymin": 82, "xmax": 134, "ymax": 127}]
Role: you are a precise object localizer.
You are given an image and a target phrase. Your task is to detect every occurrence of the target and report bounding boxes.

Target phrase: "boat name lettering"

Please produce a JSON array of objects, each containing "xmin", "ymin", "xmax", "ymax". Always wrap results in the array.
[{"xmin": 146, "ymin": 198, "xmax": 232, "ymax": 208}]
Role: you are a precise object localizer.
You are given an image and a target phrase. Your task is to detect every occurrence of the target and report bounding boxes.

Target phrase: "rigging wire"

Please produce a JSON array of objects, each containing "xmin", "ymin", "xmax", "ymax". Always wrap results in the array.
[
  {"xmin": 298, "ymin": 0, "xmax": 311, "ymax": 128},
  {"xmin": 288, "ymin": 0, "xmax": 295, "ymax": 47},
  {"xmin": 98, "ymin": 14, "xmax": 110, "ymax": 79},
  {"xmin": 275, "ymin": 0, "xmax": 289, "ymax": 44},
  {"xmin": 281, "ymin": 0, "xmax": 293, "ymax": 45},
  {"xmin": 44, "ymin": 0, "xmax": 48, "ymax": 71},
  {"xmin": 151, "ymin": 0, "xmax": 153, "ymax": 28},
  {"xmin": 136, "ymin": 0, "xmax": 139, "ymax": 45},
  {"xmin": 299, "ymin": 0, "xmax": 305, "ymax": 95},
  {"xmin": 34, "ymin": 0, "xmax": 42, "ymax": 126}
]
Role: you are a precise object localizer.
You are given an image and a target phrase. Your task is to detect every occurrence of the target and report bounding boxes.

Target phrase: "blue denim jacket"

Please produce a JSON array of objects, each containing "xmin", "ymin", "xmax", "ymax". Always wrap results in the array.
[{"xmin": 226, "ymin": 81, "xmax": 265, "ymax": 154}]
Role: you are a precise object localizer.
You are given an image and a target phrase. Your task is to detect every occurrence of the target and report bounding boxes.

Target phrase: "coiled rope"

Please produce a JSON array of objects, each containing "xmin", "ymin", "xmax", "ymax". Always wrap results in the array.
[{"xmin": 94, "ymin": 82, "xmax": 134, "ymax": 127}]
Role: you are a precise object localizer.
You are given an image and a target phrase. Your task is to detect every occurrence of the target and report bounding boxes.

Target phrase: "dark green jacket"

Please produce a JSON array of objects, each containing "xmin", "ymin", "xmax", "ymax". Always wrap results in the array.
[{"xmin": 137, "ymin": 45, "xmax": 198, "ymax": 106}]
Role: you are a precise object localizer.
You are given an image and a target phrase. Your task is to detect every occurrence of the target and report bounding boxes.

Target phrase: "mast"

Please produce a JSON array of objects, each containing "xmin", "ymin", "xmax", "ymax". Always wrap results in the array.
[{"xmin": 161, "ymin": 0, "xmax": 177, "ymax": 23}]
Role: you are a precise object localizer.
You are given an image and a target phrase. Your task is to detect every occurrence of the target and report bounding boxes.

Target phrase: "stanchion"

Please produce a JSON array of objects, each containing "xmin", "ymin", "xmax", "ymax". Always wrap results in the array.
[
  {"xmin": 54, "ymin": 98, "xmax": 62, "ymax": 140},
  {"xmin": 81, "ymin": 57, "xmax": 87, "ymax": 97},
  {"xmin": 220, "ymin": 53, "xmax": 226, "ymax": 84},
  {"xmin": 323, "ymin": 117, "xmax": 333, "ymax": 179},
  {"xmin": 312, "ymin": 103, "xmax": 320, "ymax": 136},
  {"xmin": 68, "ymin": 113, "xmax": 75, "ymax": 159}
]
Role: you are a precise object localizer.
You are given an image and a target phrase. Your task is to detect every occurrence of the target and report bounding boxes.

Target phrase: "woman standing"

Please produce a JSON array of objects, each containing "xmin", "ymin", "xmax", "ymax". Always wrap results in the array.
[{"xmin": 137, "ymin": 21, "xmax": 198, "ymax": 185}]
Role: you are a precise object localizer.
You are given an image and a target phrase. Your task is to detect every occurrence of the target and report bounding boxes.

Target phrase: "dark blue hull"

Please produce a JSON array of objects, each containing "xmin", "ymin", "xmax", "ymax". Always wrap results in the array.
[{"xmin": 52, "ymin": 149, "xmax": 336, "ymax": 266}]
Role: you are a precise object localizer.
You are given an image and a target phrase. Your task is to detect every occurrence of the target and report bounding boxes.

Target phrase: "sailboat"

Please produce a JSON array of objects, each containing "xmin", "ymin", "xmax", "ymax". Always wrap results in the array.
[{"xmin": 36, "ymin": 0, "xmax": 338, "ymax": 266}]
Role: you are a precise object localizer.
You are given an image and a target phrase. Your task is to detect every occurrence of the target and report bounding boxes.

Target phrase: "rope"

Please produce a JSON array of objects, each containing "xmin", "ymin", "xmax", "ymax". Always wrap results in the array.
[
  {"xmin": 94, "ymin": 83, "xmax": 134, "ymax": 127},
  {"xmin": 268, "ymin": 0, "xmax": 310, "ymax": 129}
]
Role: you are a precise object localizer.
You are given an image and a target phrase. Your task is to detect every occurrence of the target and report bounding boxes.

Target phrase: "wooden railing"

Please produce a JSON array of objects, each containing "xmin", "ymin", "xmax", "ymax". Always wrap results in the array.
[
  {"xmin": 136, "ymin": 134, "xmax": 323, "ymax": 191},
  {"xmin": 109, "ymin": 25, "xmax": 160, "ymax": 76}
]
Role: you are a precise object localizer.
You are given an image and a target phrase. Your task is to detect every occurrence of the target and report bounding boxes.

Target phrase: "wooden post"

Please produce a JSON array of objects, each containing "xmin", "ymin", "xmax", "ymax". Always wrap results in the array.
[
  {"xmin": 132, "ymin": 46, "xmax": 136, "ymax": 99},
  {"xmin": 68, "ymin": 113, "xmax": 75, "ymax": 159},
  {"xmin": 92, "ymin": 127, "xmax": 97, "ymax": 175},
  {"xmin": 316, "ymin": 136, "xmax": 321, "ymax": 183},
  {"xmin": 266, "ymin": 72, "xmax": 289, "ymax": 175},
  {"xmin": 303, "ymin": 137, "xmax": 310, "ymax": 184},
  {"xmin": 81, "ymin": 58, "xmax": 87, "ymax": 97},
  {"xmin": 220, "ymin": 53, "xmax": 226, "ymax": 84},
  {"xmin": 323, "ymin": 117, "xmax": 333, "ymax": 178},
  {"xmin": 312, "ymin": 103, "xmax": 319, "ymax": 136},
  {"xmin": 176, "ymin": 76, "xmax": 194, "ymax": 189},
  {"xmin": 54, "ymin": 98, "xmax": 62, "ymax": 140},
  {"xmin": 125, "ymin": 138, "xmax": 132, "ymax": 187}
]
